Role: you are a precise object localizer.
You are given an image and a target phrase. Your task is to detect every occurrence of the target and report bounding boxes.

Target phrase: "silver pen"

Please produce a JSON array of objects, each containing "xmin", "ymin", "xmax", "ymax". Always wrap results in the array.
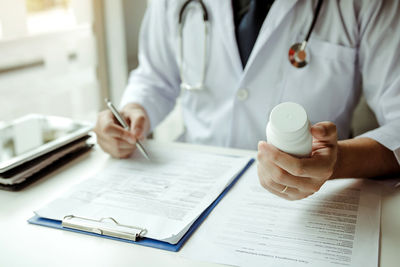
[{"xmin": 105, "ymin": 98, "xmax": 150, "ymax": 160}]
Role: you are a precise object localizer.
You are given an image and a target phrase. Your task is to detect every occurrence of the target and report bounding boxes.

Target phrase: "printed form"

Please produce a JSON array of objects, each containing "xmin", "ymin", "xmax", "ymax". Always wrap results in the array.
[
  {"xmin": 35, "ymin": 143, "xmax": 252, "ymax": 244},
  {"xmin": 182, "ymin": 165, "xmax": 381, "ymax": 267}
]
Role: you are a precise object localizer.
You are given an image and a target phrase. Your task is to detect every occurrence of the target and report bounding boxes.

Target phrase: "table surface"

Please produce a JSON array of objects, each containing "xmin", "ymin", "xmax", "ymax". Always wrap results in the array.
[{"xmin": 1, "ymin": 141, "xmax": 399, "ymax": 267}]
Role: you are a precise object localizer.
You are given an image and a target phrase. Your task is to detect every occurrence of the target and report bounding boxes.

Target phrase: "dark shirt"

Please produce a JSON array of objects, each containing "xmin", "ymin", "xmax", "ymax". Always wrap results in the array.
[
  {"xmin": 232, "ymin": 0, "xmax": 275, "ymax": 67},
  {"xmin": 232, "ymin": 0, "xmax": 252, "ymax": 27},
  {"xmin": 232, "ymin": 0, "xmax": 275, "ymax": 27}
]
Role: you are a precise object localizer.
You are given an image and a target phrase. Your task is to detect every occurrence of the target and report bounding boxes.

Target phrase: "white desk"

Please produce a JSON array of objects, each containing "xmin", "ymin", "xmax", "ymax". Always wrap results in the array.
[{"xmin": 1, "ymin": 142, "xmax": 399, "ymax": 267}]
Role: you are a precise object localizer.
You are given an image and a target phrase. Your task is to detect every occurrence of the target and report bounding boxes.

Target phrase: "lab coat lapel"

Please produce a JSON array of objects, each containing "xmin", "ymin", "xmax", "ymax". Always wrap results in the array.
[
  {"xmin": 243, "ymin": 0, "xmax": 299, "ymax": 73},
  {"xmin": 212, "ymin": 1, "xmax": 243, "ymax": 76}
]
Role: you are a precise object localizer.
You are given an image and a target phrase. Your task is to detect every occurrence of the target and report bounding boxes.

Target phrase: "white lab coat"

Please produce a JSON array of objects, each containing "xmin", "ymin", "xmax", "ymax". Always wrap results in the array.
[{"xmin": 121, "ymin": 0, "xmax": 400, "ymax": 163}]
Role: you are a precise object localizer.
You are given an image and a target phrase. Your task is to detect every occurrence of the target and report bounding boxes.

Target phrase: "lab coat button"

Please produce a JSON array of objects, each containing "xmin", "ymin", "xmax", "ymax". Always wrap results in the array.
[{"xmin": 237, "ymin": 89, "xmax": 248, "ymax": 101}]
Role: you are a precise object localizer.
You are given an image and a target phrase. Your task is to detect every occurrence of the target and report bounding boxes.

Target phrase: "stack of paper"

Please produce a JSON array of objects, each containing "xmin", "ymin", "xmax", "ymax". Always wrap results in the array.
[
  {"xmin": 34, "ymin": 143, "xmax": 253, "ymax": 245},
  {"xmin": 181, "ymin": 166, "xmax": 381, "ymax": 267}
]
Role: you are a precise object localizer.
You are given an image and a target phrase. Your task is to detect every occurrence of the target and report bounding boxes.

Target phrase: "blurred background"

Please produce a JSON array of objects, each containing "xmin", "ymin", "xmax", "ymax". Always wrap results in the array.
[
  {"xmin": 0, "ymin": 0, "xmax": 376, "ymax": 141},
  {"xmin": 0, "ymin": 0, "xmax": 182, "ymax": 140}
]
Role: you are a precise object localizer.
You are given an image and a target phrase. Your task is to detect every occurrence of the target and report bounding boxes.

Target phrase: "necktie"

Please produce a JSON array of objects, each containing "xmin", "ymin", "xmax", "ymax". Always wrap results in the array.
[{"xmin": 235, "ymin": 0, "xmax": 273, "ymax": 68}]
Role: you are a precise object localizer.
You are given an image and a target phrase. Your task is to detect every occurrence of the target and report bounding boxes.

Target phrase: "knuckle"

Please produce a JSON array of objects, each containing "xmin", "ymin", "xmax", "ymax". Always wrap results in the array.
[
  {"xmin": 119, "ymin": 152, "xmax": 131, "ymax": 159},
  {"xmin": 115, "ymin": 139, "xmax": 124, "ymax": 148},
  {"xmin": 327, "ymin": 122, "xmax": 337, "ymax": 136},
  {"xmin": 103, "ymin": 123, "xmax": 114, "ymax": 135},
  {"xmin": 257, "ymin": 168, "xmax": 264, "ymax": 184},
  {"xmin": 313, "ymin": 184, "xmax": 321, "ymax": 192},
  {"xmin": 322, "ymin": 165, "xmax": 334, "ymax": 179},
  {"xmin": 293, "ymin": 162, "xmax": 305, "ymax": 176},
  {"xmin": 120, "ymin": 130, "xmax": 130, "ymax": 140},
  {"xmin": 130, "ymin": 111, "xmax": 145, "ymax": 122},
  {"xmin": 270, "ymin": 150, "xmax": 279, "ymax": 162},
  {"xmin": 325, "ymin": 169, "xmax": 334, "ymax": 179},
  {"xmin": 136, "ymin": 114, "xmax": 145, "ymax": 121},
  {"xmin": 274, "ymin": 168, "xmax": 286, "ymax": 183},
  {"xmin": 108, "ymin": 149, "xmax": 120, "ymax": 158},
  {"xmin": 257, "ymin": 151, "xmax": 263, "ymax": 161},
  {"xmin": 115, "ymin": 146, "xmax": 124, "ymax": 156},
  {"xmin": 257, "ymin": 165, "xmax": 264, "ymax": 178},
  {"xmin": 263, "ymin": 177, "xmax": 274, "ymax": 188},
  {"xmin": 260, "ymin": 181, "xmax": 269, "ymax": 191},
  {"xmin": 258, "ymin": 177, "xmax": 268, "ymax": 190},
  {"xmin": 308, "ymin": 183, "xmax": 321, "ymax": 193},
  {"xmin": 257, "ymin": 168, "xmax": 270, "ymax": 190}
]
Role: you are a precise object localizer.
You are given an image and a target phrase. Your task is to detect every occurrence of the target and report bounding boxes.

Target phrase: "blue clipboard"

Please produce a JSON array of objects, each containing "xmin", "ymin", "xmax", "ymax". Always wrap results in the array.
[{"xmin": 28, "ymin": 158, "xmax": 254, "ymax": 252}]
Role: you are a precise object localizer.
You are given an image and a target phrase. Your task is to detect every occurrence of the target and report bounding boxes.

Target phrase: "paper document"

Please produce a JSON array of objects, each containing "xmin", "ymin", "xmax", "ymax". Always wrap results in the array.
[
  {"xmin": 182, "ymin": 165, "xmax": 381, "ymax": 267},
  {"xmin": 35, "ymin": 143, "xmax": 252, "ymax": 244}
]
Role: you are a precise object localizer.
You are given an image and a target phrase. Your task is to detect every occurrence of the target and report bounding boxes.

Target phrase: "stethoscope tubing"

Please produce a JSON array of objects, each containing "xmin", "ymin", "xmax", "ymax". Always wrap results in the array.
[
  {"xmin": 179, "ymin": 0, "xmax": 209, "ymax": 90},
  {"xmin": 178, "ymin": 0, "xmax": 324, "ymax": 89},
  {"xmin": 305, "ymin": 0, "xmax": 324, "ymax": 44}
]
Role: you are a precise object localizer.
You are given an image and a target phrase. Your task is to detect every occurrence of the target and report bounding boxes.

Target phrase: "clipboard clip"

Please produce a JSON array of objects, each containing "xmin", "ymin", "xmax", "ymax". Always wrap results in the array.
[{"xmin": 62, "ymin": 215, "xmax": 147, "ymax": 241}]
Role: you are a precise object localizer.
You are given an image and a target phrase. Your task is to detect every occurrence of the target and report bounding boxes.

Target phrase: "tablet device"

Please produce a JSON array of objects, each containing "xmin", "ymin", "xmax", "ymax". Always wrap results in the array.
[{"xmin": 0, "ymin": 114, "xmax": 92, "ymax": 173}]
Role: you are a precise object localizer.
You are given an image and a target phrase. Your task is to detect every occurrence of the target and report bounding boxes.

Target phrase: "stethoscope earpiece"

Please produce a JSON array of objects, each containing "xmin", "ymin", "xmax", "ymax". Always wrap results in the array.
[{"xmin": 288, "ymin": 42, "xmax": 308, "ymax": 68}]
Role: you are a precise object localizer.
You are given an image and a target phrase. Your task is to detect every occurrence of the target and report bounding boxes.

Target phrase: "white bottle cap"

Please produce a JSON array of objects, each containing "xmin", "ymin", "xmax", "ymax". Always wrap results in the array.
[
  {"xmin": 266, "ymin": 102, "xmax": 312, "ymax": 157},
  {"xmin": 269, "ymin": 102, "xmax": 309, "ymax": 141}
]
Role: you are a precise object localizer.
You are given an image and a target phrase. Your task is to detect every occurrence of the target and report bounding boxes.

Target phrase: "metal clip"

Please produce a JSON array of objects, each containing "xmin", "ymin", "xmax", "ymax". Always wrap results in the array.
[{"xmin": 62, "ymin": 215, "xmax": 147, "ymax": 241}]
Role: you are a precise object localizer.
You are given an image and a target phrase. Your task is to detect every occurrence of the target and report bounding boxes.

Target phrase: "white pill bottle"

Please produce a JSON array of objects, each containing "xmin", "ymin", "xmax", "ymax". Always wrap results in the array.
[{"xmin": 266, "ymin": 102, "xmax": 312, "ymax": 158}]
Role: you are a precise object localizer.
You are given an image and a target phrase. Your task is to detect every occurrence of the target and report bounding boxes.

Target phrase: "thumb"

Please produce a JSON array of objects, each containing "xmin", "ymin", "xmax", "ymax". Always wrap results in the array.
[
  {"xmin": 311, "ymin": 121, "xmax": 337, "ymax": 143},
  {"xmin": 130, "ymin": 115, "xmax": 145, "ymax": 139}
]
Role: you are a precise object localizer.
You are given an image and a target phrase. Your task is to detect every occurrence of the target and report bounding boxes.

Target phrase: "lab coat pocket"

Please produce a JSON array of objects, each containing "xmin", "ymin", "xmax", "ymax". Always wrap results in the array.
[{"xmin": 282, "ymin": 38, "xmax": 357, "ymax": 124}]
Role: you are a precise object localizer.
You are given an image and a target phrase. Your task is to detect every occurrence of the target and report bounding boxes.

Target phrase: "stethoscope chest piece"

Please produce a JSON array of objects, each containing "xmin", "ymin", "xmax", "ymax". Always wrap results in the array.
[
  {"xmin": 288, "ymin": 0, "xmax": 323, "ymax": 69},
  {"xmin": 288, "ymin": 42, "xmax": 308, "ymax": 68}
]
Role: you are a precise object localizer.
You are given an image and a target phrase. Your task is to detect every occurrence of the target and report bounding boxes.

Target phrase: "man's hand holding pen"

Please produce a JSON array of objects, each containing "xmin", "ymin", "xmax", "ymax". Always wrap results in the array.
[{"xmin": 94, "ymin": 102, "xmax": 150, "ymax": 159}]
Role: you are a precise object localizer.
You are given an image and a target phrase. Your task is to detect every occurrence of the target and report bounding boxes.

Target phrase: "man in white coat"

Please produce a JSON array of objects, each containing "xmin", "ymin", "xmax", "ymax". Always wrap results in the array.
[{"xmin": 94, "ymin": 0, "xmax": 400, "ymax": 200}]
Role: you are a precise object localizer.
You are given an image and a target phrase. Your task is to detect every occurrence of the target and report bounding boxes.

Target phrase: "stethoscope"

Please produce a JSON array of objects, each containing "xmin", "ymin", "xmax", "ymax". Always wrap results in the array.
[
  {"xmin": 178, "ymin": 0, "xmax": 209, "ymax": 91},
  {"xmin": 288, "ymin": 0, "xmax": 323, "ymax": 68},
  {"xmin": 178, "ymin": 0, "xmax": 323, "ymax": 90}
]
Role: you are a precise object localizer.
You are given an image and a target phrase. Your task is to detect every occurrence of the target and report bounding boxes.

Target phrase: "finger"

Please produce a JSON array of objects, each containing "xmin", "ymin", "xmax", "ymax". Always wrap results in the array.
[
  {"xmin": 258, "ymin": 141, "xmax": 333, "ymax": 180},
  {"xmin": 260, "ymin": 184, "xmax": 293, "ymax": 201},
  {"xmin": 115, "ymin": 138, "xmax": 136, "ymax": 150},
  {"xmin": 257, "ymin": 169, "xmax": 309, "ymax": 201},
  {"xmin": 259, "ymin": 160, "xmax": 321, "ymax": 193},
  {"xmin": 98, "ymin": 139, "xmax": 136, "ymax": 158},
  {"xmin": 298, "ymin": 157, "xmax": 335, "ymax": 180},
  {"xmin": 99, "ymin": 133, "xmax": 136, "ymax": 147},
  {"xmin": 117, "ymin": 149, "xmax": 135, "ymax": 159},
  {"xmin": 123, "ymin": 110, "xmax": 146, "ymax": 139},
  {"xmin": 103, "ymin": 124, "xmax": 137, "ymax": 144},
  {"xmin": 257, "ymin": 166, "xmax": 292, "ymax": 200},
  {"xmin": 257, "ymin": 163, "xmax": 309, "ymax": 197},
  {"xmin": 258, "ymin": 141, "xmax": 308, "ymax": 177},
  {"xmin": 97, "ymin": 109, "xmax": 137, "ymax": 143},
  {"xmin": 311, "ymin": 121, "xmax": 337, "ymax": 143},
  {"xmin": 94, "ymin": 110, "xmax": 113, "ymax": 137},
  {"xmin": 132, "ymin": 116, "xmax": 145, "ymax": 139}
]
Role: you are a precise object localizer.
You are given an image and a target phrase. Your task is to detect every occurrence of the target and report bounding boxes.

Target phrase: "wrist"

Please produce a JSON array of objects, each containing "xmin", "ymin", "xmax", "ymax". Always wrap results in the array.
[{"xmin": 330, "ymin": 141, "xmax": 344, "ymax": 179}]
